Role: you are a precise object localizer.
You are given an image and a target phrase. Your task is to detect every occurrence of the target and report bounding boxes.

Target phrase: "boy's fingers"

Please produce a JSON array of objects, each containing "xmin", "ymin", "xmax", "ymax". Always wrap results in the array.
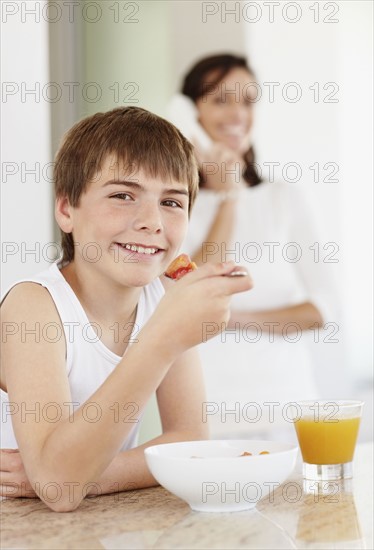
[
  {"xmin": 219, "ymin": 270, "xmax": 254, "ymax": 296},
  {"xmin": 179, "ymin": 262, "xmax": 253, "ymax": 295},
  {"xmin": 0, "ymin": 449, "xmax": 20, "ymax": 472},
  {"xmin": 0, "ymin": 472, "xmax": 14, "ymax": 483},
  {"xmin": 0, "ymin": 483, "xmax": 23, "ymax": 497},
  {"xmin": 0, "ymin": 452, "xmax": 13, "ymax": 472}
]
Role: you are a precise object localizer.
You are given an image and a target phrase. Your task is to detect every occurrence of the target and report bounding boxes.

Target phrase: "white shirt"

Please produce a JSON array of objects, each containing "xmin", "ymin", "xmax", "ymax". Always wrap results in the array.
[
  {"xmin": 183, "ymin": 182, "xmax": 335, "ymax": 438},
  {"xmin": 0, "ymin": 262, "xmax": 165, "ymax": 449}
]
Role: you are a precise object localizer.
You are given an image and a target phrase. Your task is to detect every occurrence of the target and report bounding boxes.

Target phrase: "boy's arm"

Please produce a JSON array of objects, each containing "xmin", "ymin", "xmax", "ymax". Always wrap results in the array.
[
  {"xmin": 3, "ymin": 264, "xmax": 251, "ymax": 511},
  {"xmin": 87, "ymin": 347, "xmax": 207, "ymax": 495},
  {"xmin": 0, "ymin": 348, "xmax": 207, "ymax": 498},
  {"xmin": 2, "ymin": 283, "xmax": 175, "ymax": 511},
  {"xmin": 95, "ymin": 347, "xmax": 208, "ymax": 492}
]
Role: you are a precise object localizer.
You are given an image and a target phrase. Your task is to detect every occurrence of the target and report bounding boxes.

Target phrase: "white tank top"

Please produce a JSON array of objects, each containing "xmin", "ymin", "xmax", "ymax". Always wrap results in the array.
[{"xmin": 0, "ymin": 262, "xmax": 165, "ymax": 450}]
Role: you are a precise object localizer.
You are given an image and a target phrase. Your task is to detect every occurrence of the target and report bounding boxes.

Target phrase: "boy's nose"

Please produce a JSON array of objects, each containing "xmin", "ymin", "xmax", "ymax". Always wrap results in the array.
[{"xmin": 133, "ymin": 203, "xmax": 163, "ymax": 233}]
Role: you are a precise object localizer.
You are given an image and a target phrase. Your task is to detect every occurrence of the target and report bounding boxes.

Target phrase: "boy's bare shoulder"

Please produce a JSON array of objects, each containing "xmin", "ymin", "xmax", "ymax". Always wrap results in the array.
[
  {"xmin": 1, "ymin": 282, "xmax": 61, "ymax": 324},
  {"xmin": 1, "ymin": 283, "xmax": 66, "ymax": 391}
]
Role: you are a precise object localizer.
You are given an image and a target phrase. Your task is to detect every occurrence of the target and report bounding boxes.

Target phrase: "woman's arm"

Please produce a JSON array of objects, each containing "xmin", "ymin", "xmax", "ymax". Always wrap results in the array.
[
  {"xmin": 226, "ymin": 185, "xmax": 336, "ymax": 335},
  {"xmin": 192, "ymin": 198, "xmax": 238, "ymax": 266},
  {"xmin": 191, "ymin": 144, "xmax": 244, "ymax": 266},
  {"xmin": 228, "ymin": 302, "xmax": 323, "ymax": 334}
]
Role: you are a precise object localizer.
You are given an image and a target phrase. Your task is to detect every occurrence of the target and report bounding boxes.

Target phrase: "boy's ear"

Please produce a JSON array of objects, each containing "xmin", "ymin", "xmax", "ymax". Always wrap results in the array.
[{"xmin": 55, "ymin": 196, "xmax": 74, "ymax": 233}]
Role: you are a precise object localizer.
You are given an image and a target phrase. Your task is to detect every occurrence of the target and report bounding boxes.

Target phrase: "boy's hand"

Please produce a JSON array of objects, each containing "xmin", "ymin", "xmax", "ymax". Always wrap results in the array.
[
  {"xmin": 149, "ymin": 261, "xmax": 253, "ymax": 357},
  {"xmin": 0, "ymin": 449, "xmax": 36, "ymax": 498}
]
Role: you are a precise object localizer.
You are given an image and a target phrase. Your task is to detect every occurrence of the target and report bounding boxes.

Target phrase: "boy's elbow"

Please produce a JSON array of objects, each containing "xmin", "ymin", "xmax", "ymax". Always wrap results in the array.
[
  {"xmin": 46, "ymin": 498, "xmax": 80, "ymax": 513},
  {"xmin": 32, "ymin": 473, "xmax": 85, "ymax": 513},
  {"xmin": 42, "ymin": 489, "xmax": 84, "ymax": 513}
]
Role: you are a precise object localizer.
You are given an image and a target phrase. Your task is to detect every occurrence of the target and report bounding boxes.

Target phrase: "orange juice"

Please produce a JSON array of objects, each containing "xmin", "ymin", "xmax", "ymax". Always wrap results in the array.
[{"xmin": 294, "ymin": 416, "xmax": 361, "ymax": 464}]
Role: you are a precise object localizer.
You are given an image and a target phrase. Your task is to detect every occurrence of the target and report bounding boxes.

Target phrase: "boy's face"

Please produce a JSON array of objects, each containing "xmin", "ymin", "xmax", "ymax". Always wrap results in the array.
[{"xmin": 65, "ymin": 156, "xmax": 190, "ymax": 288}]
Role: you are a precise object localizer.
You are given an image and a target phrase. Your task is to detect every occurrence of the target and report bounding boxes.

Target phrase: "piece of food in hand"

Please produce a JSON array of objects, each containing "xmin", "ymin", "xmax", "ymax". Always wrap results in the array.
[{"xmin": 165, "ymin": 253, "xmax": 197, "ymax": 280}]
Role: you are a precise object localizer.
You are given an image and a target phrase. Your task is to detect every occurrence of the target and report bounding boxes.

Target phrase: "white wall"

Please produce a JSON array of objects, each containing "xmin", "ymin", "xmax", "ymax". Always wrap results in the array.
[
  {"xmin": 337, "ymin": 2, "xmax": 373, "ymax": 381},
  {"xmin": 1, "ymin": 0, "xmax": 53, "ymax": 295},
  {"xmin": 242, "ymin": 0, "xmax": 373, "ymax": 384}
]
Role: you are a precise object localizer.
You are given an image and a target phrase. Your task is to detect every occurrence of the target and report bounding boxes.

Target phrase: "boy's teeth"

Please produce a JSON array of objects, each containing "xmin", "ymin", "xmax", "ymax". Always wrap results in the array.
[{"xmin": 122, "ymin": 243, "xmax": 157, "ymax": 254}]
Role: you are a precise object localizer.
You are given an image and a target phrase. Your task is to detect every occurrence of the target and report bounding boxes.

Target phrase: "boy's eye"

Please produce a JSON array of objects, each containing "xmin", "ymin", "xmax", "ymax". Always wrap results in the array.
[
  {"xmin": 111, "ymin": 193, "xmax": 132, "ymax": 200},
  {"xmin": 162, "ymin": 199, "xmax": 182, "ymax": 208}
]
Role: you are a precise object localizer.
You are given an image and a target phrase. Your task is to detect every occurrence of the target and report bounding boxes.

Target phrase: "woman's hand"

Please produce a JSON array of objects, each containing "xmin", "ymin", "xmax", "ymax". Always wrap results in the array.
[
  {"xmin": 227, "ymin": 303, "xmax": 323, "ymax": 333},
  {"xmin": 149, "ymin": 262, "xmax": 253, "ymax": 358},
  {"xmin": 0, "ymin": 449, "xmax": 36, "ymax": 498},
  {"xmin": 193, "ymin": 141, "xmax": 245, "ymax": 193}
]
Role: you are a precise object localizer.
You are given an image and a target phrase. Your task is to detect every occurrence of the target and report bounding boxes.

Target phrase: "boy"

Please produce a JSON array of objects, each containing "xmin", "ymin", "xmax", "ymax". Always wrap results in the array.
[{"xmin": 0, "ymin": 107, "xmax": 251, "ymax": 511}]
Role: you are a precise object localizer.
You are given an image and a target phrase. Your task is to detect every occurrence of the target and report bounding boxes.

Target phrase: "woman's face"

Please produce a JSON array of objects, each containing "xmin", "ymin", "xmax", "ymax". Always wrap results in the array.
[{"xmin": 196, "ymin": 68, "xmax": 255, "ymax": 153}]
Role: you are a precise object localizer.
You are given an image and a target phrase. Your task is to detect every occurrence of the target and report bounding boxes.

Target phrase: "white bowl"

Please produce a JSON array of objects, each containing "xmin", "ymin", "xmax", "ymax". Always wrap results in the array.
[{"xmin": 144, "ymin": 440, "xmax": 298, "ymax": 513}]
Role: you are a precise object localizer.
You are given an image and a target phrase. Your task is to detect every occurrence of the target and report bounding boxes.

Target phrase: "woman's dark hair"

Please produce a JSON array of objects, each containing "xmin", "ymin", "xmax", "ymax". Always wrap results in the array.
[{"xmin": 182, "ymin": 53, "xmax": 262, "ymax": 188}]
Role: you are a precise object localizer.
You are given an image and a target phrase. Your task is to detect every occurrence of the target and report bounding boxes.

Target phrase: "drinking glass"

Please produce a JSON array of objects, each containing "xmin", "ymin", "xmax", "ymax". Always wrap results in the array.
[{"xmin": 291, "ymin": 400, "xmax": 363, "ymax": 481}]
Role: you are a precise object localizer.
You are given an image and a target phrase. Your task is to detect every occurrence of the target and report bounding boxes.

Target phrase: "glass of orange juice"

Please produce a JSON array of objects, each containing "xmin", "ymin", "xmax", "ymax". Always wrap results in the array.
[{"xmin": 292, "ymin": 400, "xmax": 363, "ymax": 481}]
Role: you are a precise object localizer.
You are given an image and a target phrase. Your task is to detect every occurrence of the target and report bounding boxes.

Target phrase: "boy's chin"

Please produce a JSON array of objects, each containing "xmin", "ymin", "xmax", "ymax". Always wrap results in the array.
[{"xmin": 122, "ymin": 270, "xmax": 163, "ymax": 289}]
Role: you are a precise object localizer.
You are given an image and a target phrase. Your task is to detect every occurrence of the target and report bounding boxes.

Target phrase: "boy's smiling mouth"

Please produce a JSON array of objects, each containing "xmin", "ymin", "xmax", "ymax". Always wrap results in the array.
[{"xmin": 115, "ymin": 242, "xmax": 164, "ymax": 255}]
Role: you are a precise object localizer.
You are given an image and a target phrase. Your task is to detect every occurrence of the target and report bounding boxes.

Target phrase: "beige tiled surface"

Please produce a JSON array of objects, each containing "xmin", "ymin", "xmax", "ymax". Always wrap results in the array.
[{"xmin": 1, "ymin": 443, "xmax": 372, "ymax": 550}]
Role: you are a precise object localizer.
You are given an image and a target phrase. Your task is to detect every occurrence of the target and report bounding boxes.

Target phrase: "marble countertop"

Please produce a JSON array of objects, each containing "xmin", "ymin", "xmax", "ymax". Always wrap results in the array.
[{"xmin": 1, "ymin": 443, "xmax": 372, "ymax": 549}]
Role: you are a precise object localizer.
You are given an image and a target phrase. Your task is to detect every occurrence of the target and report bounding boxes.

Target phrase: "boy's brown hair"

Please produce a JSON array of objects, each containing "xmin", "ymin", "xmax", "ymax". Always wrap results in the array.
[{"xmin": 54, "ymin": 106, "xmax": 199, "ymax": 263}]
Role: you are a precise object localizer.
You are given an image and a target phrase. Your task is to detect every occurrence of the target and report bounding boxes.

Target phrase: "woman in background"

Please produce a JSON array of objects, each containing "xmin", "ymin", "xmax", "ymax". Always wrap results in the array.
[{"xmin": 168, "ymin": 54, "xmax": 335, "ymax": 439}]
